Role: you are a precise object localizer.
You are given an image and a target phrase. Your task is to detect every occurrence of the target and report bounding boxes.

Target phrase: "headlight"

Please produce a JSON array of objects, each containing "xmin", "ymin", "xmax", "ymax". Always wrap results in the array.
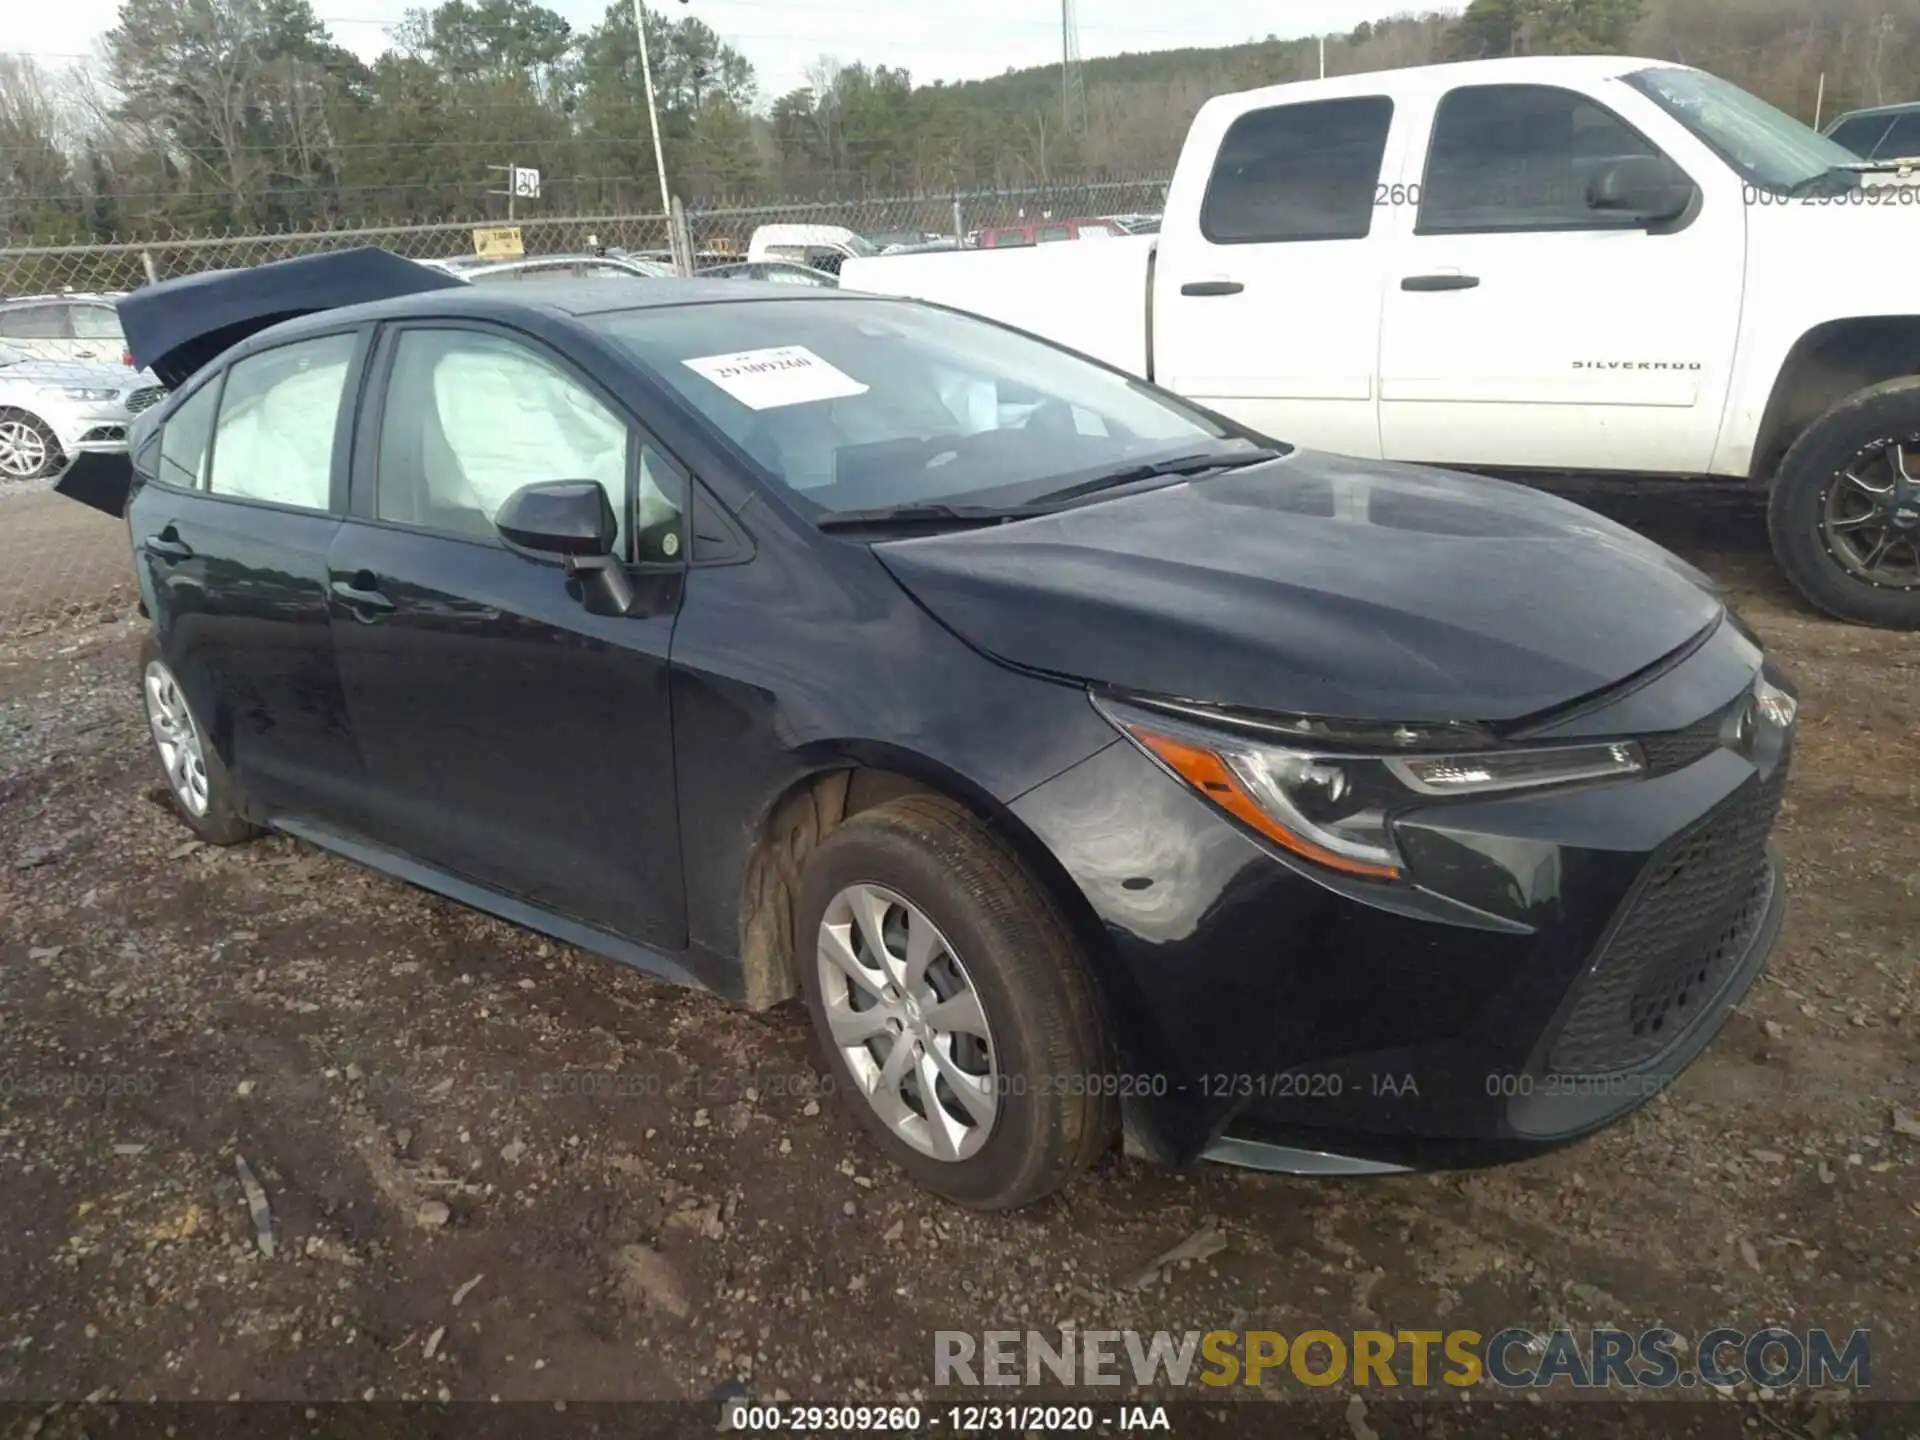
[
  {"xmin": 1096, "ymin": 695, "xmax": 1646, "ymax": 882},
  {"xmin": 45, "ymin": 386, "xmax": 121, "ymax": 402},
  {"xmin": 1753, "ymin": 676, "xmax": 1796, "ymax": 731}
]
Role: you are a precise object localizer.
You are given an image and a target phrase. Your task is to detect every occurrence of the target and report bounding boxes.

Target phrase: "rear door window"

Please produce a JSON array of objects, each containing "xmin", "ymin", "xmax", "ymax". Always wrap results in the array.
[
  {"xmin": 206, "ymin": 333, "xmax": 355, "ymax": 511},
  {"xmin": 1201, "ymin": 95, "xmax": 1395, "ymax": 244},
  {"xmin": 156, "ymin": 382, "xmax": 220, "ymax": 490},
  {"xmin": 0, "ymin": 304, "xmax": 69, "ymax": 339}
]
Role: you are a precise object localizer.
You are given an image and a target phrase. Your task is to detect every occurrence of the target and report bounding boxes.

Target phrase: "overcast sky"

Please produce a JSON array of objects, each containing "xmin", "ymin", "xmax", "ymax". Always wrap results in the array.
[{"xmin": 11, "ymin": 0, "xmax": 1437, "ymax": 102}]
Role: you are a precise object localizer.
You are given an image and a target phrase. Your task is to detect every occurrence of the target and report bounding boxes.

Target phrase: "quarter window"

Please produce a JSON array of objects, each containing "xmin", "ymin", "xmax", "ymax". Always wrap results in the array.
[
  {"xmin": 206, "ymin": 334, "xmax": 354, "ymax": 510},
  {"xmin": 156, "ymin": 382, "xmax": 219, "ymax": 490},
  {"xmin": 1419, "ymin": 85, "xmax": 1667, "ymax": 234},
  {"xmin": 1200, "ymin": 96, "xmax": 1395, "ymax": 244}
]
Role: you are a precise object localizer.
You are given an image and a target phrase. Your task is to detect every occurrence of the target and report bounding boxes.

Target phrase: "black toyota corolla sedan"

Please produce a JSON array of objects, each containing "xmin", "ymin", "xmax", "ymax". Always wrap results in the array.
[{"xmin": 63, "ymin": 248, "xmax": 1796, "ymax": 1210}]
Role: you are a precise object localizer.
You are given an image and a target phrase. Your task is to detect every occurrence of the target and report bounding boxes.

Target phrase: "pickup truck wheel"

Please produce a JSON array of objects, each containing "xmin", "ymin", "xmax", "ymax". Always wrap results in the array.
[
  {"xmin": 1770, "ymin": 379, "xmax": 1920, "ymax": 628},
  {"xmin": 794, "ymin": 794, "xmax": 1116, "ymax": 1210}
]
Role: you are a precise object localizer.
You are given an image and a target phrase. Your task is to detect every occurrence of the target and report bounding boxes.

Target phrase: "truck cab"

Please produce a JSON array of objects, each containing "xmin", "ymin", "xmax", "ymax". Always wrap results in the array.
[
  {"xmin": 845, "ymin": 56, "xmax": 1920, "ymax": 628},
  {"xmin": 747, "ymin": 224, "xmax": 881, "ymax": 276}
]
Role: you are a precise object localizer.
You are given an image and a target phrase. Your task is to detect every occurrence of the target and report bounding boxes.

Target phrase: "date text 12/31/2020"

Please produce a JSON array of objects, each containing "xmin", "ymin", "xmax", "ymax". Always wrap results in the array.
[{"xmin": 720, "ymin": 1403, "xmax": 1173, "ymax": 1433}]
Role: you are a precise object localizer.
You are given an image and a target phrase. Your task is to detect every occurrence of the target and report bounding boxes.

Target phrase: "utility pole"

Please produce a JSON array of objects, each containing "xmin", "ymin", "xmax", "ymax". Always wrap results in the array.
[
  {"xmin": 1319, "ymin": 34, "xmax": 1327, "ymax": 79},
  {"xmin": 1814, "ymin": 72, "xmax": 1827, "ymax": 130},
  {"xmin": 633, "ymin": 0, "xmax": 673, "ymax": 215},
  {"xmin": 1060, "ymin": 0, "xmax": 1086, "ymax": 140}
]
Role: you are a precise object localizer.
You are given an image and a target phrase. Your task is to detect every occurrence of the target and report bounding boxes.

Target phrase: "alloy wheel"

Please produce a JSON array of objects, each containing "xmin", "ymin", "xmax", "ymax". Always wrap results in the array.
[
  {"xmin": 143, "ymin": 660, "xmax": 211, "ymax": 817},
  {"xmin": 815, "ymin": 883, "xmax": 1000, "ymax": 1162},
  {"xmin": 1819, "ymin": 437, "xmax": 1920, "ymax": 590},
  {"xmin": 0, "ymin": 417, "xmax": 50, "ymax": 479}
]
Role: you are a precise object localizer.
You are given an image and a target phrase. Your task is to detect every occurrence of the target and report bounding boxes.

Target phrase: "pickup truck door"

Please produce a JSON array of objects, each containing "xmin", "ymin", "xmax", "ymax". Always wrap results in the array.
[
  {"xmin": 1376, "ymin": 82, "xmax": 1744, "ymax": 474},
  {"xmin": 1151, "ymin": 93, "xmax": 1402, "ymax": 460}
]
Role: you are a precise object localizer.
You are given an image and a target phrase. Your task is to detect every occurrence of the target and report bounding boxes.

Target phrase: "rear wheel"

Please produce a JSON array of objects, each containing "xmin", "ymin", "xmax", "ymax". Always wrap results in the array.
[
  {"xmin": 140, "ymin": 636, "xmax": 258, "ymax": 846},
  {"xmin": 0, "ymin": 408, "xmax": 62, "ymax": 483},
  {"xmin": 1769, "ymin": 378, "xmax": 1920, "ymax": 628},
  {"xmin": 794, "ymin": 795, "xmax": 1115, "ymax": 1209}
]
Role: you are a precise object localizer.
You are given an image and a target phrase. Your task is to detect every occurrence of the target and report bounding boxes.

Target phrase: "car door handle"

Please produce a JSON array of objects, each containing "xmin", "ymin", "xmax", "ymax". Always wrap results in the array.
[
  {"xmin": 1180, "ymin": 280, "xmax": 1245, "ymax": 297},
  {"xmin": 1401, "ymin": 274, "xmax": 1481, "ymax": 291},
  {"xmin": 330, "ymin": 575, "xmax": 395, "ymax": 621},
  {"xmin": 142, "ymin": 531, "xmax": 193, "ymax": 563}
]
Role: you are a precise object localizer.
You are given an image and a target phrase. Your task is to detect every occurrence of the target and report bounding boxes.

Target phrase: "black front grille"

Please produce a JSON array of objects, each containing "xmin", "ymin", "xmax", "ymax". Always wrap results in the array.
[
  {"xmin": 1639, "ymin": 708, "xmax": 1730, "ymax": 772},
  {"xmin": 126, "ymin": 386, "xmax": 165, "ymax": 414},
  {"xmin": 1546, "ymin": 767, "xmax": 1785, "ymax": 1077}
]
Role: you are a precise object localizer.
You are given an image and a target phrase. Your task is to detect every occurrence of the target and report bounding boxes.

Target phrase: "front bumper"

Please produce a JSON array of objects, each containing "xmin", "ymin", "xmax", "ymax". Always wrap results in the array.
[
  {"xmin": 49, "ymin": 400, "xmax": 137, "ymax": 456},
  {"xmin": 44, "ymin": 385, "xmax": 161, "ymax": 458},
  {"xmin": 1008, "ymin": 618, "xmax": 1793, "ymax": 1172}
]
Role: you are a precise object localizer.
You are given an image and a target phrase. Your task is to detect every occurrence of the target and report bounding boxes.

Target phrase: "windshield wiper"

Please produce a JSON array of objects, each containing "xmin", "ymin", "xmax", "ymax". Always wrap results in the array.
[
  {"xmin": 815, "ymin": 501, "xmax": 1047, "ymax": 532},
  {"xmin": 1024, "ymin": 447, "xmax": 1283, "ymax": 508}
]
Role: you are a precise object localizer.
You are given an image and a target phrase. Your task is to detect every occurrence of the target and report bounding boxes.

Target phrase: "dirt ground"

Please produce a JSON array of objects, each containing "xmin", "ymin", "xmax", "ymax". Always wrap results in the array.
[{"xmin": 0, "ymin": 479, "xmax": 1915, "ymax": 1434}]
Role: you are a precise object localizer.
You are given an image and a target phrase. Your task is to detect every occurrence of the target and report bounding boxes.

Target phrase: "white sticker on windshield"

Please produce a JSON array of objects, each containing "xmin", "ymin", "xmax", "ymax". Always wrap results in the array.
[{"xmin": 681, "ymin": 345, "xmax": 869, "ymax": 410}]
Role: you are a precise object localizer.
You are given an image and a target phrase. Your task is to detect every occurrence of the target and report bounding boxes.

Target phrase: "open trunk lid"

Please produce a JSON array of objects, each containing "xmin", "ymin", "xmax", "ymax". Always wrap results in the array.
[
  {"xmin": 56, "ymin": 248, "xmax": 462, "ymax": 518},
  {"xmin": 117, "ymin": 246, "xmax": 463, "ymax": 389}
]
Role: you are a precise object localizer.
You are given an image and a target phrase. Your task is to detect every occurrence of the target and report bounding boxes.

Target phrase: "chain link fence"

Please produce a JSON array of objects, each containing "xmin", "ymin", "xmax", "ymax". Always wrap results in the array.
[{"xmin": 0, "ymin": 179, "xmax": 1169, "ymax": 635}]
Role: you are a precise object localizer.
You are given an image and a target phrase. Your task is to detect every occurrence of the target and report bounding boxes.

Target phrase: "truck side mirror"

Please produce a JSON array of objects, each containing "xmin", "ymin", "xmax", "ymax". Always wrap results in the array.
[{"xmin": 1587, "ymin": 156, "xmax": 1696, "ymax": 226}]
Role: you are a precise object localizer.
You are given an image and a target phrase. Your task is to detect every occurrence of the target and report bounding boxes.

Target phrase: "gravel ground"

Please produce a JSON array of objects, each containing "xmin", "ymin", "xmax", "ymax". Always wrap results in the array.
[{"xmin": 0, "ymin": 480, "xmax": 1915, "ymax": 1432}]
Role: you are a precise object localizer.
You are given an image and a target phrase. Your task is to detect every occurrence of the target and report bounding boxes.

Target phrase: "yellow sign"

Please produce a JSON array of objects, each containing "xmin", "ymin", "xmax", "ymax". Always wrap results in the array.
[{"xmin": 472, "ymin": 225, "xmax": 524, "ymax": 259}]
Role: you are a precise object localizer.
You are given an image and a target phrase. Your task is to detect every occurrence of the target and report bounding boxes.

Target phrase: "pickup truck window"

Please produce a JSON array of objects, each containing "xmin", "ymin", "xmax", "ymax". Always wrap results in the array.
[
  {"xmin": 1420, "ymin": 84, "xmax": 1664, "ymax": 234},
  {"xmin": 1878, "ymin": 113, "xmax": 1920, "ymax": 159},
  {"xmin": 1827, "ymin": 114, "xmax": 1896, "ymax": 158},
  {"xmin": 1625, "ymin": 66, "xmax": 1860, "ymax": 194},
  {"xmin": 1201, "ymin": 95, "xmax": 1393, "ymax": 244}
]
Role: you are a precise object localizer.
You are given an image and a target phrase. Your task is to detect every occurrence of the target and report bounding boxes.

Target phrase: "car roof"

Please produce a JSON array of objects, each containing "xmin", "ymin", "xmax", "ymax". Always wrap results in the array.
[
  {"xmin": 1205, "ymin": 53, "xmax": 1676, "ymax": 114},
  {"xmin": 242, "ymin": 276, "xmax": 853, "ymax": 347}
]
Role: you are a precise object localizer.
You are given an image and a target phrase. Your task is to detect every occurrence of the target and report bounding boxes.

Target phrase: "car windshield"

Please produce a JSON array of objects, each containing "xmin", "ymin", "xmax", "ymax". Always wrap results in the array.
[
  {"xmin": 1625, "ymin": 66, "xmax": 1863, "ymax": 192},
  {"xmin": 590, "ymin": 298, "xmax": 1254, "ymax": 514}
]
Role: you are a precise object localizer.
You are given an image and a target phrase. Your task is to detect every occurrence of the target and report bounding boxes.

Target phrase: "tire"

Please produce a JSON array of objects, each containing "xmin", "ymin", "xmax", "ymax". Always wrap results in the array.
[
  {"xmin": 1768, "ymin": 377, "xmax": 1920, "ymax": 628},
  {"xmin": 794, "ymin": 794, "xmax": 1115, "ymax": 1209},
  {"xmin": 0, "ymin": 408, "xmax": 63, "ymax": 483},
  {"xmin": 139, "ymin": 635, "xmax": 258, "ymax": 846}
]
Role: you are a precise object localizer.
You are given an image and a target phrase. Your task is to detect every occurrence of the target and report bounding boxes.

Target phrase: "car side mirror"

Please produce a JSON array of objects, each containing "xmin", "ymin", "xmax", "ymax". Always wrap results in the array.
[
  {"xmin": 495, "ymin": 479, "xmax": 617, "ymax": 557},
  {"xmin": 495, "ymin": 480, "xmax": 635, "ymax": 615},
  {"xmin": 1587, "ymin": 156, "xmax": 1696, "ymax": 226}
]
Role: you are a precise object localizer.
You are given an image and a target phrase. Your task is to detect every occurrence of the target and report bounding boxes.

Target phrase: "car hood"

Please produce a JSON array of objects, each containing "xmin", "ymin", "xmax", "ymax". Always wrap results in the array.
[{"xmin": 874, "ymin": 450, "xmax": 1725, "ymax": 725}]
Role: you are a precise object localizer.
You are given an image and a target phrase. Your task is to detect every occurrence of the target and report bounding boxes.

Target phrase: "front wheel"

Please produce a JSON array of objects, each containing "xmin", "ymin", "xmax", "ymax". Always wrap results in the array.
[
  {"xmin": 1769, "ymin": 378, "xmax": 1920, "ymax": 628},
  {"xmin": 794, "ymin": 795, "xmax": 1116, "ymax": 1209},
  {"xmin": 0, "ymin": 408, "xmax": 63, "ymax": 483}
]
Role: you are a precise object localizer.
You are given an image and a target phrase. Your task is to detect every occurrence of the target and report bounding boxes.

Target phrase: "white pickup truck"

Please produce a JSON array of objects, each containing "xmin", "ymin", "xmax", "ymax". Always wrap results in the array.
[{"xmin": 842, "ymin": 55, "xmax": 1920, "ymax": 628}]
